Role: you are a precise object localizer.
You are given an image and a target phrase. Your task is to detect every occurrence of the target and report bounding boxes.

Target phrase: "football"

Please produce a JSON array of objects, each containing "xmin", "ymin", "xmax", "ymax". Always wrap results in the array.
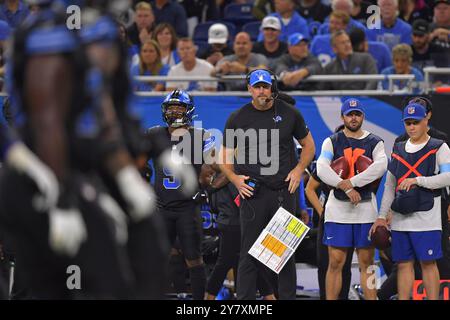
[
  {"xmin": 355, "ymin": 155, "xmax": 373, "ymax": 174},
  {"xmin": 370, "ymin": 226, "xmax": 391, "ymax": 250},
  {"xmin": 330, "ymin": 156, "xmax": 350, "ymax": 179},
  {"xmin": 355, "ymin": 155, "xmax": 381, "ymax": 190}
]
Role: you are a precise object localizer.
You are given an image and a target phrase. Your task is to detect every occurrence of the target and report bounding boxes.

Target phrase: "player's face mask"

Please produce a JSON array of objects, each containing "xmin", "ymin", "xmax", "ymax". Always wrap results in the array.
[{"xmin": 165, "ymin": 104, "xmax": 188, "ymax": 128}]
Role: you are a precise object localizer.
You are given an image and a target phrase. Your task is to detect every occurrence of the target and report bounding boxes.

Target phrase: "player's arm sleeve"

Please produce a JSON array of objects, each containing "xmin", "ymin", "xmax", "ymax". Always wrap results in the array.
[
  {"xmin": 317, "ymin": 137, "xmax": 342, "ymax": 188},
  {"xmin": 378, "ymin": 171, "xmax": 396, "ymax": 219},
  {"xmin": 416, "ymin": 143, "xmax": 450, "ymax": 189},
  {"xmin": 350, "ymin": 141, "xmax": 388, "ymax": 188}
]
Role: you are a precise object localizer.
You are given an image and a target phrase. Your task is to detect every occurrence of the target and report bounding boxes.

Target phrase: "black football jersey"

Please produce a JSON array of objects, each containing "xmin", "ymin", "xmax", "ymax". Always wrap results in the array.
[{"xmin": 146, "ymin": 126, "xmax": 214, "ymax": 210}]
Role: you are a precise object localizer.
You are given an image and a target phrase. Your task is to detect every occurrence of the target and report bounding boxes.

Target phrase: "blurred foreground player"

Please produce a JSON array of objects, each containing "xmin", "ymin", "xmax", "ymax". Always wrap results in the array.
[{"xmin": 0, "ymin": 0, "xmax": 134, "ymax": 298}]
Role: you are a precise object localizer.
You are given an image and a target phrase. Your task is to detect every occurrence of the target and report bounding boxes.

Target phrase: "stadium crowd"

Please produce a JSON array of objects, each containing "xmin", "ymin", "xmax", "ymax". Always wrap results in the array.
[{"xmin": 0, "ymin": 0, "xmax": 449, "ymax": 93}]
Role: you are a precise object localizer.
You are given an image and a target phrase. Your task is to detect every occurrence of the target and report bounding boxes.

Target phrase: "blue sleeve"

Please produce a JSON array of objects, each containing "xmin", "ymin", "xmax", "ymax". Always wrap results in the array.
[
  {"xmin": 298, "ymin": 179, "xmax": 307, "ymax": 211},
  {"xmin": 401, "ymin": 24, "xmax": 412, "ymax": 45}
]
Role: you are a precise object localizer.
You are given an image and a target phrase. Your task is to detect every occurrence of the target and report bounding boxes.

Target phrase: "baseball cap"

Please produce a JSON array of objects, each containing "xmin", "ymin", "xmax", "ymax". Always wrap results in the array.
[
  {"xmin": 402, "ymin": 103, "xmax": 427, "ymax": 121},
  {"xmin": 434, "ymin": 0, "xmax": 450, "ymax": 7},
  {"xmin": 0, "ymin": 20, "xmax": 11, "ymax": 41},
  {"xmin": 412, "ymin": 19, "xmax": 429, "ymax": 36},
  {"xmin": 288, "ymin": 33, "xmax": 308, "ymax": 46},
  {"xmin": 261, "ymin": 16, "xmax": 281, "ymax": 31},
  {"xmin": 208, "ymin": 23, "xmax": 228, "ymax": 44},
  {"xmin": 341, "ymin": 98, "xmax": 365, "ymax": 115},
  {"xmin": 249, "ymin": 69, "xmax": 272, "ymax": 87}
]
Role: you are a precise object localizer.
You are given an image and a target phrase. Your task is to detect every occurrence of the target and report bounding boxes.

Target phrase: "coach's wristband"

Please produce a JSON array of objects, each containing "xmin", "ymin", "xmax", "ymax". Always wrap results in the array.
[{"xmin": 345, "ymin": 188, "xmax": 354, "ymax": 194}]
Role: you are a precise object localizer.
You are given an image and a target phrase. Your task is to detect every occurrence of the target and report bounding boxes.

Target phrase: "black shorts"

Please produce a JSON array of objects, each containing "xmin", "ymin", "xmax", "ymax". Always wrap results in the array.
[{"xmin": 158, "ymin": 204, "xmax": 203, "ymax": 261}]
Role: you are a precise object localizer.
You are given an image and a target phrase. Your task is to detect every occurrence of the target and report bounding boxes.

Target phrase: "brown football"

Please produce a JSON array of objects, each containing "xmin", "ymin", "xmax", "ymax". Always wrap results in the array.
[
  {"xmin": 370, "ymin": 226, "xmax": 391, "ymax": 250},
  {"xmin": 330, "ymin": 156, "xmax": 350, "ymax": 179},
  {"xmin": 355, "ymin": 155, "xmax": 373, "ymax": 174},
  {"xmin": 355, "ymin": 155, "xmax": 381, "ymax": 190}
]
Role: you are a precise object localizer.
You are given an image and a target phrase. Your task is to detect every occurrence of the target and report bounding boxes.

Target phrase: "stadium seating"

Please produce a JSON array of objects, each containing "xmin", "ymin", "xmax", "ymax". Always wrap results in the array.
[
  {"xmin": 242, "ymin": 21, "xmax": 261, "ymax": 42},
  {"xmin": 193, "ymin": 21, "xmax": 237, "ymax": 43},
  {"xmin": 223, "ymin": 3, "xmax": 257, "ymax": 29}
]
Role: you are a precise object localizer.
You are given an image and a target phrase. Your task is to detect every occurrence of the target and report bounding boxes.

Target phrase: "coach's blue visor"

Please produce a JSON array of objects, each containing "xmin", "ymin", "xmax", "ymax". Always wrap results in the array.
[{"xmin": 249, "ymin": 70, "xmax": 272, "ymax": 87}]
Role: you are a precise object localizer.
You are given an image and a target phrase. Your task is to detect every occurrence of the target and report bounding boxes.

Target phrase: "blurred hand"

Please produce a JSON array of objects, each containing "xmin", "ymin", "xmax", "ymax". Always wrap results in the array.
[
  {"xmin": 6, "ymin": 142, "xmax": 59, "ymax": 211},
  {"xmin": 48, "ymin": 207, "xmax": 87, "ymax": 257}
]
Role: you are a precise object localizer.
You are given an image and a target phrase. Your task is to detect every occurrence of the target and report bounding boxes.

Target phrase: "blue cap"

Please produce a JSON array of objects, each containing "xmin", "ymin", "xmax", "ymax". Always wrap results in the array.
[
  {"xmin": 0, "ymin": 20, "xmax": 11, "ymax": 41},
  {"xmin": 341, "ymin": 98, "xmax": 365, "ymax": 115},
  {"xmin": 402, "ymin": 103, "xmax": 427, "ymax": 121},
  {"xmin": 288, "ymin": 33, "xmax": 308, "ymax": 46},
  {"xmin": 249, "ymin": 69, "xmax": 272, "ymax": 87}
]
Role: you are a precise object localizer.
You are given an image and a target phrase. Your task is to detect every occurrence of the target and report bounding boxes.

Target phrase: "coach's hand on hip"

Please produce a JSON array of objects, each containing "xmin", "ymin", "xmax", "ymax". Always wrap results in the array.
[
  {"xmin": 231, "ymin": 175, "xmax": 254, "ymax": 199},
  {"xmin": 285, "ymin": 166, "xmax": 303, "ymax": 194}
]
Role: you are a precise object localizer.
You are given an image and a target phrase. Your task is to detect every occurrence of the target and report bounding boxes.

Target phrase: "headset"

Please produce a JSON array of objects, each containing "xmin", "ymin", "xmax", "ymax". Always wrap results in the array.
[
  {"xmin": 245, "ymin": 68, "xmax": 279, "ymax": 101},
  {"xmin": 246, "ymin": 69, "xmax": 281, "ymax": 129}
]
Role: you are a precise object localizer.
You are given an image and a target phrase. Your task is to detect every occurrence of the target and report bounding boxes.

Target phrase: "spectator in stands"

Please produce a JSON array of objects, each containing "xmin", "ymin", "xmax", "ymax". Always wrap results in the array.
[
  {"xmin": 351, "ymin": 0, "xmax": 373, "ymax": 25},
  {"xmin": 152, "ymin": 23, "xmax": 181, "ymax": 68},
  {"xmin": 213, "ymin": 32, "xmax": 268, "ymax": 91},
  {"xmin": 349, "ymin": 27, "xmax": 392, "ymax": 73},
  {"xmin": 310, "ymin": 11, "xmax": 351, "ymax": 66},
  {"xmin": 130, "ymin": 40, "xmax": 169, "ymax": 92},
  {"xmin": 366, "ymin": 0, "xmax": 412, "ymax": 51},
  {"xmin": 127, "ymin": 2, "xmax": 155, "ymax": 49},
  {"xmin": 257, "ymin": 0, "xmax": 310, "ymax": 42},
  {"xmin": 380, "ymin": 44, "xmax": 424, "ymax": 93},
  {"xmin": 166, "ymin": 38, "xmax": 217, "ymax": 91},
  {"xmin": 273, "ymin": 33, "xmax": 322, "ymax": 91},
  {"xmin": 151, "ymin": 0, "xmax": 188, "ymax": 37},
  {"xmin": 252, "ymin": 16, "xmax": 288, "ymax": 64},
  {"xmin": 321, "ymin": 30, "xmax": 378, "ymax": 90},
  {"xmin": 297, "ymin": 0, "xmax": 331, "ymax": 23},
  {"xmin": 317, "ymin": 0, "xmax": 367, "ymax": 35},
  {"xmin": 199, "ymin": 23, "xmax": 233, "ymax": 66},
  {"xmin": 252, "ymin": 0, "xmax": 274, "ymax": 20},
  {"xmin": 429, "ymin": 0, "xmax": 450, "ymax": 48},
  {"xmin": 118, "ymin": 22, "xmax": 139, "ymax": 64},
  {"xmin": 0, "ymin": 0, "xmax": 29, "ymax": 29},
  {"xmin": 398, "ymin": 0, "xmax": 432, "ymax": 25},
  {"xmin": 411, "ymin": 19, "xmax": 449, "ymax": 71}
]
